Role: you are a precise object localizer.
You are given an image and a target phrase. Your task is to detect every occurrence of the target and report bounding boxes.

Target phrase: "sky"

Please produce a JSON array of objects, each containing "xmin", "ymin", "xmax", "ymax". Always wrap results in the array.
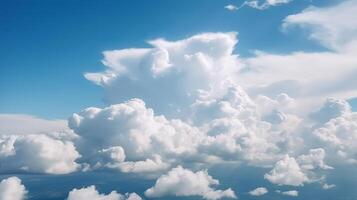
[
  {"xmin": 1, "ymin": 0, "xmax": 357, "ymax": 200},
  {"xmin": 0, "ymin": 0, "xmax": 339, "ymax": 119}
]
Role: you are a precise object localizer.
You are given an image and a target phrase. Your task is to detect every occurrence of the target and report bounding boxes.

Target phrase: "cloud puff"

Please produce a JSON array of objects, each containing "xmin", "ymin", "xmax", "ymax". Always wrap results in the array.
[
  {"xmin": 249, "ymin": 187, "xmax": 268, "ymax": 196},
  {"xmin": 69, "ymin": 98, "xmax": 206, "ymax": 173},
  {"xmin": 265, "ymin": 148, "xmax": 332, "ymax": 186},
  {"xmin": 264, "ymin": 155, "xmax": 308, "ymax": 186},
  {"xmin": 144, "ymin": 166, "xmax": 236, "ymax": 200},
  {"xmin": 0, "ymin": 134, "xmax": 80, "ymax": 174},
  {"xmin": 0, "ymin": 177, "xmax": 27, "ymax": 200},
  {"xmin": 84, "ymin": 32, "xmax": 240, "ymax": 118},
  {"xmin": 276, "ymin": 190, "xmax": 298, "ymax": 197},
  {"xmin": 297, "ymin": 148, "xmax": 333, "ymax": 170},
  {"xmin": 69, "ymin": 84, "xmax": 304, "ymax": 172},
  {"xmin": 67, "ymin": 185, "xmax": 142, "ymax": 200},
  {"xmin": 310, "ymin": 98, "xmax": 351, "ymax": 124},
  {"xmin": 313, "ymin": 107, "xmax": 357, "ymax": 164},
  {"xmin": 225, "ymin": 4, "xmax": 238, "ymax": 11}
]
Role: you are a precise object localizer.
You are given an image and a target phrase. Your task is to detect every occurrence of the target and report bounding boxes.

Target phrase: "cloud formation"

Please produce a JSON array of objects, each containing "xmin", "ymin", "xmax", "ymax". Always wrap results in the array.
[
  {"xmin": 0, "ymin": 134, "xmax": 80, "ymax": 174},
  {"xmin": 276, "ymin": 190, "xmax": 299, "ymax": 197},
  {"xmin": 67, "ymin": 185, "xmax": 142, "ymax": 200},
  {"xmin": 1, "ymin": 1, "xmax": 357, "ymax": 198},
  {"xmin": 144, "ymin": 166, "xmax": 236, "ymax": 200},
  {"xmin": 264, "ymin": 155, "xmax": 308, "ymax": 186},
  {"xmin": 248, "ymin": 187, "xmax": 268, "ymax": 196},
  {"xmin": 0, "ymin": 177, "xmax": 27, "ymax": 200}
]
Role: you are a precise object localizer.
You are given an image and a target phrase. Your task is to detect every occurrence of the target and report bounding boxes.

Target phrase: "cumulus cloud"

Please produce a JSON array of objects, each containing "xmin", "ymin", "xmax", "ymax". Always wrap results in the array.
[
  {"xmin": 264, "ymin": 155, "xmax": 308, "ymax": 186},
  {"xmin": 297, "ymin": 148, "xmax": 332, "ymax": 170},
  {"xmin": 249, "ymin": 187, "xmax": 268, "ymax": 196},
  {"xmin": 0, "ymin": 177, "xmax": 27, "ymax": 200},
  {"xmin": 68, "ymin": 98, "xmax": 206, "ymax": 173},
  {"xmin": 313, "ymin": 106, "xmax": 357, "ymax": 164},
  {"xmin": 265, "ymin": 148, "xmax": 332, "ymax": 186},
  {"xmin": 144, "ymin": 166, "xmax": 236, "ymax": 200},
  {"xmin": 0, "ymin": 134, "xmax": 80, "ymax": 174},
  {"xmin": 84, "ymin": 32, "xmax": 241, "ymax": 118},
  {"xmin": 276, "ymin": 190, "xmax": 298, "ymax": 196},
  {"xmin": 67, "ymin": 185, "xmax": 142, "ymax": 200}
]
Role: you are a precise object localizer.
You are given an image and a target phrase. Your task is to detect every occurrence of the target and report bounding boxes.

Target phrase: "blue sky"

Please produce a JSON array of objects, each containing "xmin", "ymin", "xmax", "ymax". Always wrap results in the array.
[
  {"xmin": 1, "ymin": 1, "xmax": 357, "ymax": 200},
  {"xmin": 0, "ymin": 0, "xmax": 337, "ymax": 119}
]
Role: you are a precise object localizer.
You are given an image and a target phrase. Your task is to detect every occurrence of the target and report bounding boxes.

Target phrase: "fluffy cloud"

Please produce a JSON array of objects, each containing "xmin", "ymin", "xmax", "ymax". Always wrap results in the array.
[
  {"xmin": 69, "ymin": 84, "xmax": 304, "ymax": 172},
  {"xmin": 0, "ymin": 134, "xmax": 80, "ymax": 174},
  {"xmin": 69, "ymin": 98, "xmax": 206, "ymax": 173},
  {"xmin": 276, "ymin": 190, "xmax": 298, "ymax": 197},
  {"xmin": 67, "ymin": 185, "xmax": 142, "ymax": 200},
  {"xmin": 297, "ymin": 148, "xmax": 332, "ymax": 170},
  {"xmin": 264, "ymin": 155, "xmax": 308, "ymax": 186},
  {"xmin": 249, "ymin": 187, "xmax": 268, "ymax": 196},
  {"xmin": 265, "ymin": 148, "xmax": 332, "ymax": 186},
  {"xmin": 313, "ymin": 106, "xmax": 357, "ymax": 164},
  {"xmin": 0, "ymin": 177, "xmax": 27, "ymax": 200},
  {"xmin": 144, "ymin": 166, "xmax": 236, "ymax": 200},
  {"xmin": 84, "ymin": 32, "xmax": 241, "ymax": 118}
]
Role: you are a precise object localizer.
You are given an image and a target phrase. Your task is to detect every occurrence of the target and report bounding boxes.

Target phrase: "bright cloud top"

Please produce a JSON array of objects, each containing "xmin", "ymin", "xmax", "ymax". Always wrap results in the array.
[
  {"xmin": 249, "ymin": 187, "xmax": 268, "ymax": 196},
  {"xmin": 144, "ymin": 166, "xmax": 236, "ymax": 200},
  {"xmin": 67, "ymin": 185, "xmax": 142, "ymax": 200},
  {"xmin": 0, "ymin": 177, "xmax": 27, "ymax": 200}
]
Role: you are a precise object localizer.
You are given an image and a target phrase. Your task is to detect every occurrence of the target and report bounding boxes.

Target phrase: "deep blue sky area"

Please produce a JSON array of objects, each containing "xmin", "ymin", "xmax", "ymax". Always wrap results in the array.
[{"xmin": 0, "ymin": 0, "xmax": 343, "ymax": 119}]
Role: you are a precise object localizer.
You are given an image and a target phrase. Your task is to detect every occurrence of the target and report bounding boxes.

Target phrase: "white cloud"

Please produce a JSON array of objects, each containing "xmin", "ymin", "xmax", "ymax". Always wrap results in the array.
[
  {"xmin": 310, "ymin": 98, "xmax": 351, "ymax": 124},
  {"xmin": 0, "ymin": 177, "xmax": 27, "ymax": 200},
  {"xmin": 276, "ymin": 190, "xmax": 298, "ymax": 196},
  {"xmin": 84, "ymin": 32, "xmax": 241, "ymax": 119},
  {"xmin": 225, "ymin": 4, "xmax": 238, "ymax": 11},
  {"xmin": 0, "ymin": 134, "xmax": 80, "ymax": 174},
  {"xmin": 297, "ymin": 148, "xmax": 333, "ymax": 170},
  {"xmin": 240, "ymin": 0, "xmax": 292, "ymax": 10},
  {"xmin": 264, "ymin": 155, "xmax": 308, "ymax": 186},
  {"xmin": 322, "ymin": 183, "xmax": 336, "ymax": 190},
  {"xmin": 116, "ymin": 155, "xmax": 170, "ymax": 174},
  {"xmin": 68, "ymin": 99, "xmax": 204, "ymax": 173},
  {"xmin": 0, "ymin": 114, "xmax": 68, "ymax": 135},
  {"xmin": 282, "ymin": 0, "xmax": 357, "ymax": 50},
  {"xmin": 249, "ymin": 187, "xmax": 268, "ymax": 196},
  {"xmin": 313, "ymin": 107, "xmax": 357, "ymax": 164},
  {"xmin": 144, "ymin": 166, "xmax": 237, "ymax": 200},
  {"xmin": 67, "ymin": 185, "xmax": 142, "ymax": 200}
]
